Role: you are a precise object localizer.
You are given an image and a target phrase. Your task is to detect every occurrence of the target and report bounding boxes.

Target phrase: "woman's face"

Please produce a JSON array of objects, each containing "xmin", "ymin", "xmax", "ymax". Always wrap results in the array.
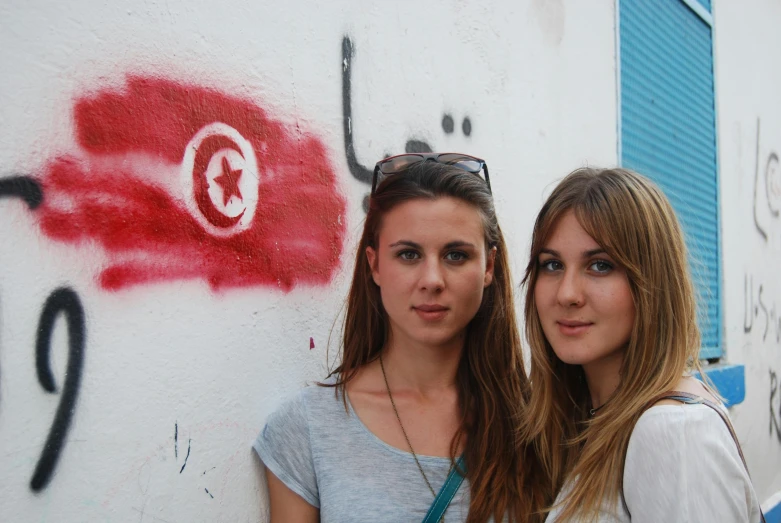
[
  {"xmin": 366, "ymin": 196, "xmax": 495, "ymax": 350},
  {"xmin": 534, "ymin": 210, "xmax": 635, "ymax": 370}
]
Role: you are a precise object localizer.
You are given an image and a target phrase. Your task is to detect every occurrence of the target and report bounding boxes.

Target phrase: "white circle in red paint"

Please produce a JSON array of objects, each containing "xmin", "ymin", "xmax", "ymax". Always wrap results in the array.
[{"xmin": 180, "ymin": 122, "xmax": 260, "ymax": 237}]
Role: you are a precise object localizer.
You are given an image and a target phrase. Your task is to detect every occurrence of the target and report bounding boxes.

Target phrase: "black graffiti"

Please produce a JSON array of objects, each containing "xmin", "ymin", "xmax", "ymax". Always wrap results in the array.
[
  {"xmin": 744, "ymin": 274, "xmax": 756, "ymax": 333},
  {"xmin": 179, "ymin": 438, "xmax": 191, "ymax": 474},
  {"xmin": 0, "ymin": 175, "xmax": 43, "ymax": 209},
  {"xmin": 342, "ymin": 36, "xmax": 434, "ymax": 211},
  {"xmin": 342, "ymin": 36, "xmax": 476, "ymax": 211},
  {"xmin": 0, "ymin": 176, "xmax": 83, "ymax": 492},
  {"xmin": 462, "ymin": 116, "xmax": 472, "ymax": 137},
  {"xmin": 341, "ymin": 36, "xmax": 374, "ymax": 189},
  {"xmin": 30, "ymin": 287, "xmax": 86, "ymax": 492},
  {"xmin": 753, "ymin": 119, "xmax": 780, "ymax": 242},
  {"xmin": 766, "ymin": 152, "xmax": 779, "ymax": 217},
  {"xmin": 442, "ymin": 114, "xmax": 472, "ymax": 137},
  {"xmin": 442, "ymin": 114, "xmax": 455, "ymax": 134},
  {"xmin": 743, "ymin": 274, "xmax": 781, "ymax": 344},
  {"xmin": 770, "ymin": 370, "xmax": 781, "ymax": 443},
  {"xmin": 340, "ymin": 35, "xmax": 435, "ymax": 181}
]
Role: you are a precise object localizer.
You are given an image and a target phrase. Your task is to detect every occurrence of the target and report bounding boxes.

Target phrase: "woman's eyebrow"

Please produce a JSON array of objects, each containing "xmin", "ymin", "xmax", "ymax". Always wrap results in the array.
[
  {"xmin": 584, "ymin": 248, "xmax": 606, "ymax": 257},
  {"xmin": 443, "ymin": 241, "xmax": 476, "ymax": 250},
  {"xmin": 388, "ymin": 240, "xmax": 422, "ymax": 249},
  {"xmin": 539, "ymin": 248, "xmax": 606, "ymax": 257}
]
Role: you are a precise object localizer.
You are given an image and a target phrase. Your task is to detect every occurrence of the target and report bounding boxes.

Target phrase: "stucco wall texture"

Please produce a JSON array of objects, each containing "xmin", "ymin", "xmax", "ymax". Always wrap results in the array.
[{"xmin": 0, "ymin": 0, "xmax": 778, "ymax": 521}]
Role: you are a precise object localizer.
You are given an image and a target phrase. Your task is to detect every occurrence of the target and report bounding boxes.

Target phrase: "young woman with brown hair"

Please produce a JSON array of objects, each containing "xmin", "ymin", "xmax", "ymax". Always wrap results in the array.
[
  {"xmin": 522, "ymin": 167, "xmax": 762, "ymax": 522},
  {"xmin": 254, "ymin": 154, "xmax": 539, "ymax": 522}
]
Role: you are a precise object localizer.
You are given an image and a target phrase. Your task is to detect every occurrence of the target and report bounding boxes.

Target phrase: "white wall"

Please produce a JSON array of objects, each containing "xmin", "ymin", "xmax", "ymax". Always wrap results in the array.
[
  {"xmin": 0, "ymin": 1, "xmax": 616, "ymax": 521},
  {"xmin": 715, "ymin": 0, "xmax": 781, "ymax": 508}
]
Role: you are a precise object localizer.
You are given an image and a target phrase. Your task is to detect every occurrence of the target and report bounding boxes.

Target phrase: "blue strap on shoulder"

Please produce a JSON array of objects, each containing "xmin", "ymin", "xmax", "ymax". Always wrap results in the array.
[{"xmin": 421, "ymin": 455, "xmax": 466, "ymax": 523}]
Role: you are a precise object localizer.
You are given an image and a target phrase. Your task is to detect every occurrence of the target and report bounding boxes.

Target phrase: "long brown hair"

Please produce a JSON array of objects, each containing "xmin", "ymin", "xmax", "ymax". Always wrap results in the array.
[
  {"xmin": 327, "ymin": 161, "xmax": 539, "ymax": 522},
  {"xmin": 521, "ymin": 167, "xmax": 707, "ymax": 521}
]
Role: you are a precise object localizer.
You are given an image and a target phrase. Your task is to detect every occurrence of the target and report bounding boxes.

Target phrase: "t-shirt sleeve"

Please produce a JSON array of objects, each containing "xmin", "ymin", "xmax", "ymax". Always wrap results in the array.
[
  {"xmin": 623, "ymin": 405, "xmax": 759, "ymax": 523},
  {"xmin": 253, "ymin": 391, "xmax": 319, "ymax": 508}
]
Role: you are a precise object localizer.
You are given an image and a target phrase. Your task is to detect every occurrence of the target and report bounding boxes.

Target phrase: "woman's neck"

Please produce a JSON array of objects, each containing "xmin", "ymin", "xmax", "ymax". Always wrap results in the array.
[
  {"xmin": 381, "ymin": 332, "xmax": 463, "ymax": 397},
  {"xmin": 582, "ymin": 350, "xmax": 625, "ymax": 409}
]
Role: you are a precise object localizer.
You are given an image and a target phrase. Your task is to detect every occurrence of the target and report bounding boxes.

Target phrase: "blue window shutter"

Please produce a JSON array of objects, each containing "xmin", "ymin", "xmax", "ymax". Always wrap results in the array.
[{"xmin": 620, "ymin": 0, "xmax": 722, "ymax": 358}]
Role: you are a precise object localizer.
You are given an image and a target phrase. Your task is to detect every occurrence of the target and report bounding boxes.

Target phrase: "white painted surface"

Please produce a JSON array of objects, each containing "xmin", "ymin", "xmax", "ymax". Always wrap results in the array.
[{"xmin": 714, "ymin": 0, "xmax": 781, "ymax": 507}]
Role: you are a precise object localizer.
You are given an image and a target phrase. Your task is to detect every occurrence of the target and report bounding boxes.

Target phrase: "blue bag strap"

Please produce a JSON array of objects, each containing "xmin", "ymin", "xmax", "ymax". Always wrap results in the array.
[{"xmin": 422, "ymin": 455, "xmax": 466, "ymax": 523}]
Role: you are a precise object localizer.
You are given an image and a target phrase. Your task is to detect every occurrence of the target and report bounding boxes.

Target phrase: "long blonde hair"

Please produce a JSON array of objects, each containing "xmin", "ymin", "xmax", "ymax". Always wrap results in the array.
[{"xmin": 522, "ymin": 167, "xmax": 706, "ymax": 521}]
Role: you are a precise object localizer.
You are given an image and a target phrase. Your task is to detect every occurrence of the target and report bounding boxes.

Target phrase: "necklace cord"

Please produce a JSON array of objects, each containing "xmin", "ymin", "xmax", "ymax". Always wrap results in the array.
[{"xmin": 379, "ymin": 354, "xmax": 456, "ymax": 521}]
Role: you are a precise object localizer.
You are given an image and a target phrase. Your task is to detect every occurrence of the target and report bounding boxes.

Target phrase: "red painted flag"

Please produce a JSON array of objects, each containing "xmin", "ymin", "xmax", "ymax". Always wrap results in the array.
[{"xmin": 36, "ymin": 75, "xmax": 346, "ymax": 291}]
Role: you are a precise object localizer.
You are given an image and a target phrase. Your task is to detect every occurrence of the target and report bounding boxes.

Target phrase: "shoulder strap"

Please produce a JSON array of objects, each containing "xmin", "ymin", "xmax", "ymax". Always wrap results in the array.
[
  {"xmin": 421, "ymin": 455, "xmax": 467, "ymax": 523},
  {"xmin": 650, "ymin": 391, "xmax": 766, "ymax": 523}
]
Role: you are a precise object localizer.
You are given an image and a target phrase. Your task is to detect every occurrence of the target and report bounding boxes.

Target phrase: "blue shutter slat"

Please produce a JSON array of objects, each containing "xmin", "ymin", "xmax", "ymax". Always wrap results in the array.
[
  {"xmin": 620, "ymin": 0, "xmax": 721, "ymax": 358},
  {"xmin": 694, "ymin": 0, "xmax": 711, "ymax": 13}
]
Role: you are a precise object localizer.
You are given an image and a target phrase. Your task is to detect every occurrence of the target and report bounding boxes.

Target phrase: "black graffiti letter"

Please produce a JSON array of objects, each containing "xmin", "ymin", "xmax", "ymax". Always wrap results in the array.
[
  {"xmin": 341, "ymin": 36, "xmax": 434, "ymax": 213},
  {"xmin": 759, "ymin": 285, "xmax": 769, "ymax": 342},
  {"xmin": 341, "ymin": 36, "xmax": 375, "ymax": 213},
  {"xmin": 342, "ymin": 36, "xmax": 373, "ymax": 186},
  {"xmin": 0, "ymin": 176, "xmax": 43, "ymax": 210},
  {"xmin": 771, "ymin": 371, "xmax": 781, "ymax": 442},
  {"xmin": 743, "ymin": 274, "xmax": 754, "ymax": 333},
  {"xmin": 766, "ymin": 152, "xmax": 779, "ymax": 217},
  {"xmin": 753, "ymin": 119, "xmax": 768, "ymax": 241},
  {"xmin": 30, "ymin": 287, "xmax": 86, "ymax": 492}
]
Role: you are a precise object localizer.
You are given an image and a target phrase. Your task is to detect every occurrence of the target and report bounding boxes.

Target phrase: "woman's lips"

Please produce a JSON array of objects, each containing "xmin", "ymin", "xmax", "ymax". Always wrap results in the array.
[
  {"xmin": 557, "ymin": 320, "xmax": 593, "ymax": 336},
  {"xmin": 414, "ymin": 304, "xmax": 449, "ymax": 321}
]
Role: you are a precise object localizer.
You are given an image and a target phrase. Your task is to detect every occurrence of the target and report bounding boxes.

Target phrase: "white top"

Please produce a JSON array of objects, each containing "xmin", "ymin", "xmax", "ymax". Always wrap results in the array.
[{"xmin": 545, "ymin": 403, "xmax": 762, "ymax": 522}]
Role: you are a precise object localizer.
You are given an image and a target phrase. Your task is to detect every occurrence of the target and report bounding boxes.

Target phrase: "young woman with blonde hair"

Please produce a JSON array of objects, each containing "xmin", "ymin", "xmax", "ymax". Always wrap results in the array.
[
  {"xmin": 522, "ymin": 167, "xmax": 762, "ymax": 522},
  {"xmin": 255, "ymin": 154, "xmax": 539, "ymax": 522}
]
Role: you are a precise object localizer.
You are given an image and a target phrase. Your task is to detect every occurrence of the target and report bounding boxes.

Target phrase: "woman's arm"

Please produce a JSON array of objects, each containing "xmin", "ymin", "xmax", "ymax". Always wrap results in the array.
[
  {"xmin": 267, "ymin": 469, "xmax": 319, "ymax": 523},
  {"xmin": 254, "ymin": 391, "xmax": 321, "ymax": 522}
]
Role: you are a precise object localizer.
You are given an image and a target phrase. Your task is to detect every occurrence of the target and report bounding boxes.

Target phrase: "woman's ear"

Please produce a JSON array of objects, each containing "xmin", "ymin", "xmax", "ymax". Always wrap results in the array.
[
  {"xmin": 484, "ymin": 246, "xmax": 497, "ymax": 288},
  {"xmin": 366, "ymin": 246, "xmax": 380, "ymax": 287}
]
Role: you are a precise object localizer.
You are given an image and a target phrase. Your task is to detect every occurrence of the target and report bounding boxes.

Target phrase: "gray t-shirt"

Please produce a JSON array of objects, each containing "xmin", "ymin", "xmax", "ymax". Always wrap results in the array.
[{"xmin": 253, "ymin": 380, "xmax": 471, "ymax": 522}]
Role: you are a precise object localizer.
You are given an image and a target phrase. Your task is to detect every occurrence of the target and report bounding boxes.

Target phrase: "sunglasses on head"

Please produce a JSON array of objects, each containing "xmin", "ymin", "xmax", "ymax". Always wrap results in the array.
[{"xmin": 371, "ymin": 153, "xmax": 491, "ymax": 195}]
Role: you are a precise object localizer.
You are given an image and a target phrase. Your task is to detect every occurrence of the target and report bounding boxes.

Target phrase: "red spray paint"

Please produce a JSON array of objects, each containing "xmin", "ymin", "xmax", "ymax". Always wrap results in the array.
[{"xmin": 37, "ymin": 75, "xmax": 346, "ymax": 291}]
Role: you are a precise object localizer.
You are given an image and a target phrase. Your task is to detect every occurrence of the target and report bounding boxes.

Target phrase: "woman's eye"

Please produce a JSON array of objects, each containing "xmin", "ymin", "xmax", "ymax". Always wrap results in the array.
[
  {"xmin": 397, "ymin": 250, "xmax": 420, "ymax": 261},
  {"xmin": 589, "ymin": 260, "xmax": 613, "ymax": 274},
  {"xmin": 445, "ymin": 251, "xmax": 468, "ymax": 262},
  {"xmin": 539, "ymin": 259, "xmax": 562, "ymax": 272}
]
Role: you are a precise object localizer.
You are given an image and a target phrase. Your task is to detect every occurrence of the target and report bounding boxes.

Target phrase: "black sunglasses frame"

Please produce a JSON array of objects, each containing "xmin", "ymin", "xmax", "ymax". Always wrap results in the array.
[{"xmin": 371, "ymin": 153, "xmax": 492, "ymax": 196}]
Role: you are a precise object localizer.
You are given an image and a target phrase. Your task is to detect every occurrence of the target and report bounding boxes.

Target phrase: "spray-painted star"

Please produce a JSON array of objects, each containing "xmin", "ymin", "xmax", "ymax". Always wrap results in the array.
[{"xmin": 213, "ymin": 156, "xmax": 243, "ymax": 206}]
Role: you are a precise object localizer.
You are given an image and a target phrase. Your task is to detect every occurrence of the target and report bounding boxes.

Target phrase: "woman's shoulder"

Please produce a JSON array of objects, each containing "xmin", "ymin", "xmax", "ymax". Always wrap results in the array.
[
  {"xmin": 625, "ymin": 397, "xmax": 748, "ymax": 488},
  {"xmin": 631, "ymin": 398, "xmax": 728, "ymax": 445},
  {"xmin": 632, "ymin": 377, "xmax": 725, "ymax": 438},
  {"xmin": 623, "ymin": 399, "xmax": 761, "ymax": 521},
  {"xmin": 268, "ymin": 377, "xmax": 345, "ymax": 424},
  {"xmin": 253, "ymin": 378, "xmax": 347, "ymax": 473}
]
